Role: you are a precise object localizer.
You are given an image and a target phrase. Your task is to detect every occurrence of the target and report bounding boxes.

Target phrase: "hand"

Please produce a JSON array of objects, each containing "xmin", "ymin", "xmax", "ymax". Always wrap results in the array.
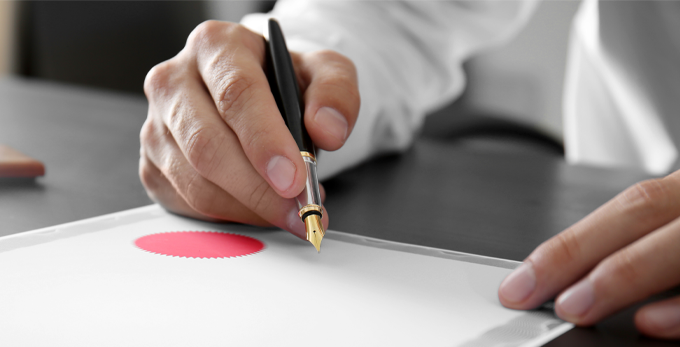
[
  {"xmin": 499, "ymin": 170, "xmax": 680, "ymax": 339},
  {"xmin": 139, "ymin": 21, "xmax": 360, "ymax": 238}
]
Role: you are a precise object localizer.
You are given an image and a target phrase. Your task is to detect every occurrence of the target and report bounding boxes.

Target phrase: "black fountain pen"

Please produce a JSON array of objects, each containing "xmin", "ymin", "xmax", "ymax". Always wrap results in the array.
[{"xmin": 264, "ymin": 19, "xmax": 325, "ymax": 252}]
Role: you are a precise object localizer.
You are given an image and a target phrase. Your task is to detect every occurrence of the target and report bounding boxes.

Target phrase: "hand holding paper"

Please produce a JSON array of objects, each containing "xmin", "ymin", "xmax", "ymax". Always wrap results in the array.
[{"xmin": 500, "ymin": 170, "xmax": 680, "ymax": 339}]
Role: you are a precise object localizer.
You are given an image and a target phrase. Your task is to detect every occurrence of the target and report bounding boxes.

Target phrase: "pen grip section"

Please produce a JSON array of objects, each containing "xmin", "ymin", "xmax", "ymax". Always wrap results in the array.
[{"xmin": 295, "ymin": 153, "xmax": 322, "ymax": 213}]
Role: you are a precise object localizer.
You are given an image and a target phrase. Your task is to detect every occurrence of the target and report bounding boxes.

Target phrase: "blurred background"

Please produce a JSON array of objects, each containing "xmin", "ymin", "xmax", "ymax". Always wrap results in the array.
[
  {"xmin": 0, "ymin": 1, "xmax": 581, "ymax": 149},
  {"xmin": 0, "ymin": 1, "xmax": 273, "ymax": 92}
]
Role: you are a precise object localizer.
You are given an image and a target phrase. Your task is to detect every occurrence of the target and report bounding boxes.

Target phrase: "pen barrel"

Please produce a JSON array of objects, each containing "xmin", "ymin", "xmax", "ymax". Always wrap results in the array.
[
  {"xmin": 265, "ymin": 19, "xmax": 314, "ymax": 153},
  {"xmin": 295, "ymin": 153, "xmax": 323, "ymax": 214}
]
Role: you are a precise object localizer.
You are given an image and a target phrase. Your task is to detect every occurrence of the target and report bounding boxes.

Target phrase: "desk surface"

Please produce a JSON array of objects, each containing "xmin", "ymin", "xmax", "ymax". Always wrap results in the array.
[
  {"xmin": 1, "ymin": 77, "xmax": 676, "ymax": 346},
  {"xmin": 0, "ymin": 78, "xmax": 152, "ymax": 234}
]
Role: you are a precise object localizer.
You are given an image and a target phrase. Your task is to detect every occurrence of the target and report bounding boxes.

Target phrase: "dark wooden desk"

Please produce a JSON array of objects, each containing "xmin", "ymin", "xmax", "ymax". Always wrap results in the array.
[
  {"xmin": 0, "ymin": 78, "xmax": 676, "ymax": 346},
  {"xmin": 324, "ymin": 140, "xmax": 651, "ymax": 261},
  {"xmin": 0, "ymin": 78, "xmax": 152, "ymax": 234}
]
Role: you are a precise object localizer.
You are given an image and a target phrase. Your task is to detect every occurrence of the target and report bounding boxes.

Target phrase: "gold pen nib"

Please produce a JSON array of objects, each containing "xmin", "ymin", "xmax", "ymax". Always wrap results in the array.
[{"xmin": 304, "ymin": 214, "xmax": 324, "ymax": 252}]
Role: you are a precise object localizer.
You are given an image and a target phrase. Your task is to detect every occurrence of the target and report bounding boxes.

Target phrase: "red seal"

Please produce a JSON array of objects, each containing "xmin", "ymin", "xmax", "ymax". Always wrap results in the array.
[{"xmin": 135, "ymin": 231, "xmax": 264, "ymax": 258}]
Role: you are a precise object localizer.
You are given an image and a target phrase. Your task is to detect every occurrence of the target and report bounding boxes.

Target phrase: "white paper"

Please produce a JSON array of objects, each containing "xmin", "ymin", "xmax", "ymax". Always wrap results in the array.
[{"xmin": 0, "ymin": 205, "xmax": 571, "ymax": 346}]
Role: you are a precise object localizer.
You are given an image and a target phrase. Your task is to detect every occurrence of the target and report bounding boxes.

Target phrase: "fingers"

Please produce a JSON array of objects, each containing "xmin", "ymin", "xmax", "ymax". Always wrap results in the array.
[
  {"xmin": 140, "ymin": 117, "xmax": 270, "ymax": 226},
  {"xmin": 186, "ymin": 21, "xmax": 306, "ymax": 198},
  {"xmin": 139, "ymin": 152, "xmax": 210, "ymax": 221},
  {"xmin": 554, "ymin": 215, "xmax": 680, "ymax": 325},
  {"xmin": 142, "ymin": 139, "xmax": 330, "ymax": 240},
  {"xmin": 143, "ymin": 63, "xmax": 329, "ymax": 238},
  {"xmin": 142, "ymin": 20, "xmax": 337, "ymax": 241},
  {"xmin": 636, "ymin": 296, "xmax": 680, "ymax": 339},
  {"xmin": 297, "ymin": 50, "xmax": 360, "ymax": 151},
  {"xmin": 145, "ymin": 48, "xmax": 290, "ymax": 224},
  {"xmin": 499, "ymin": 174, "xmax": 680, "ymax": 310}
]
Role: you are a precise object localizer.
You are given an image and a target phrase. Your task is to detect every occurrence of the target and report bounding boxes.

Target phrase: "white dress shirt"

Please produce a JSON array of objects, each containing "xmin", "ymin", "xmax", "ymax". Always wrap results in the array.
[
  {"xmin": 243, "ymin": 0, "xmax": 679, "ymax": 178},
  {"xmin": 565, "ymin": 0, "xmax": 680, "ymax": 175}
]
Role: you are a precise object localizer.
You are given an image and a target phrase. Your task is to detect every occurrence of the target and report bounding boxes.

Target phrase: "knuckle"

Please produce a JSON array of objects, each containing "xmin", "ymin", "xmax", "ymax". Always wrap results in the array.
[
  {"xmin": 619, "ymin": 179, "xmax": 670, "ymax": 216},
  {"xmin": 240, "ymin": 121, "xmax": 269, "ymax": 153},
  {"xmin": 215, "ymin": 69, "xmax": 259, "ymax": 117},
  {"xmin": 307, "ymin": 51, "xmax": 360, "ymax": 106},
  {"xmin": 335, "ymin": 52, "xmax": 358, "ymax": 77},
  {"xmin": 164, "ymin": 97, "xmax": 189, "ymax": 134},
  {"xmin": 188, "ymin": 21, "xmax": 258, "ymax": 54},
  {"xmin": 313, "ymin": 49, "xmax": 358, "ymax": 79},
  {"xmin": 597, "ymin": 248, "xmax": 643, "ymax": 289},
  {"xmin": 138, "ymin": 160, "xmax": 155, "ymax": 191},
  {"xmin": 161, "ymin": 150, "xmax": 182, "ymax": 179},
  {"xmin": 139, "ymin": 118, "xmax": 167, "ymax": 154},
  {"xmin": 183, "ymin": 173, "xmax": 215, "ymax": 217},
  {"xmin": 139, "ymin": 159, "xmax": 163, "ymax": 206},
  {"xmin": 187, "ymin": 20, "xmax": 230, "ymax": 50},
  {"xmin": 223, "ymin": 23, "xmax": 262, "ymax": 52},
  {"xmin": 222, "ymin": 22, "xmax": 253, "ymax": 40},
  {"xmin": 189, "ymin": 20, "xmax": 260, "ymax": 59},
  {"xmin": 346, "ymin": 78, "xmax": 361, "ymax": 106},
  {"xmin": 144, "ymin": 60, "xmax": 176, "ymax": 99},
  {"xmin": 248, "ymin": 180, "xmax": 274, "ymax": 213},
  {"xmin": 333, "ymin": 78, "xmax": 360, "ymax": 110},
  {"xmin": 542, "ymin": 229, "xmax": 583, "ymax": 265},
  {"xmin": 314, "ymin": 49, "xmax": 351, "ymax": 66},
  {"xmin": 316, "ymin": 73, "xmax": 357, "ymax": 96},
  {"xmin": 139, "ymin": 119, "xmax": 154, "ymax": 145},
  {"xmin": 184, "ymin": 126, "xmax": 220, "ymax": 177}
]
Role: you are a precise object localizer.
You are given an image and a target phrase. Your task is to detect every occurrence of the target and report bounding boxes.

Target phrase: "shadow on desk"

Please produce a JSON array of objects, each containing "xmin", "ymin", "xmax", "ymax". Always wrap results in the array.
[
  {"xmin": 548, "ymin": 286, "xmax": 680, "ymax": 347},
  {"xmin": 420, "ymin": 97, "xmax": 564, "ymax": 158},
  {"xmin": 324, "ymin": 137, "xmax": 649, "ymax": 261},
  {"xmin": 0, "ymin": 177, "xmax": 43, "ymax": 189}
]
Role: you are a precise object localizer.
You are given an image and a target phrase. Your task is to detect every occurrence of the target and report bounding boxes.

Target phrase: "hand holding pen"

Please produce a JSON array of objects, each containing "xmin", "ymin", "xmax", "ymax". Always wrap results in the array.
[
  {"xmin": 265, "ymin": 19, "xmax": 327, "ymax": 250},
  {"xmin": 139, "ymin": 20, "xmax": 359, "ymax": 241}
]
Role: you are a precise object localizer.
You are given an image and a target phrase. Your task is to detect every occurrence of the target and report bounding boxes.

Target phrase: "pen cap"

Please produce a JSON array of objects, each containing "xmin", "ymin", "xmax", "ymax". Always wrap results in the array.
[{"xmin": 264, "ymin": 19, "xmax": 314, "ymax": 154}]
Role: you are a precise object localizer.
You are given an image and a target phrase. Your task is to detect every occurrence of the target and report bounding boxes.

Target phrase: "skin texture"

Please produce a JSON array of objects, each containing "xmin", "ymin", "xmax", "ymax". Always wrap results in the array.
[
  {"xmin": 499, "ymin": 170, "xmax": 680, "ymax": 340},
  {"xmin": 140, "ymin": 21, "xmax": 360, "ymax": 239},
  {"xmin": 144, "ymin": 20, "xmax": 680, "ymax": 340}
]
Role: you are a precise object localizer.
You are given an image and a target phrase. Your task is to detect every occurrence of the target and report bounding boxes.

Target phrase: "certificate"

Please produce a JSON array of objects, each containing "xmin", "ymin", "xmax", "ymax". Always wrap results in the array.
[{"xmin": 0, "ymin": 205, "xmax": 572, "ymax": 346}]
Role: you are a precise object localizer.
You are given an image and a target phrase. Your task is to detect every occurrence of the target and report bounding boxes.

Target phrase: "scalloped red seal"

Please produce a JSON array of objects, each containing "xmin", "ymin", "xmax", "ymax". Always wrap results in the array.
[{"xmin": 134, "ymin": 231, "xmax": 265, "ymax": 259}]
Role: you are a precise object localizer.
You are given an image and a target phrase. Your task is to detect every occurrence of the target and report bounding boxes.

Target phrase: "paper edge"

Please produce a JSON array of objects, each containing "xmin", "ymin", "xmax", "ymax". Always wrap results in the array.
[
  {"xmin": 517, "ymin": 322, "xmax": 575, "ymax": 347},
  {"xmin": 326, "ymin": 230, "xmax": 522, "ymax": 269},
  {"xmin": 2, "ymin": 204, "xmax": 161, "ymax": 240},
  {"xmin": 1, "ymin": 205, "xmax": 571, "ymax": 346},
  {"xmin": 2, "ymin": 205, "xmax": 521, "ymax": 270}
]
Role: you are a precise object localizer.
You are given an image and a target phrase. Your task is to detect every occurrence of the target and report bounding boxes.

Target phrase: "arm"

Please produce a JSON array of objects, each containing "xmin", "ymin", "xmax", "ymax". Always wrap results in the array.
[
  {"xmin": 243, "ymin": 0, "xmax": 537, "ymax": 179},
  {"xmin": 139, "ymin": 0, "xmax": 535, "ymax": 236}
]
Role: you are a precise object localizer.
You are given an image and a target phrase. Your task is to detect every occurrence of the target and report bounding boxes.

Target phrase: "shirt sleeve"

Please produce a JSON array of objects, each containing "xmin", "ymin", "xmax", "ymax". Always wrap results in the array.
[
  {"xmin": 242, "ymin": 0, "xmax": 537, "ymax": 180},
  {"xmin": 563, "ymin": 0, "xmax": 679, "ymax": 175}
]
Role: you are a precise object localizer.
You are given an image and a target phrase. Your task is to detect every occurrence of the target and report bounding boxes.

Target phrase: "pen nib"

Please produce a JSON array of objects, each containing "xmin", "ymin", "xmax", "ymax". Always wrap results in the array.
[{"xmin": 304, "ymin": 214, "xmax": 324, "ymax": 252}]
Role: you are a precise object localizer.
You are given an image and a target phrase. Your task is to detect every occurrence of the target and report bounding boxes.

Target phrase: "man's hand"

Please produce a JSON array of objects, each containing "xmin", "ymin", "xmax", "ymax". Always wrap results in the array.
[
  {"xmin": 140, "ymin": 21, "xmax": 360, "ymax": 238},
  {"xmin": 499, "ymin": 170, "xmax": 680, "ymax": 339}
]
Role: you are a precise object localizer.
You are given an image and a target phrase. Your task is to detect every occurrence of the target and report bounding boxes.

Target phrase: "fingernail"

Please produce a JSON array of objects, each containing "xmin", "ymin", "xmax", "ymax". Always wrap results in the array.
[
  {"xmin": 287, "ymin": 207, "xmax": 306, "ymax": 239},
  {"xmin": 499, "ymin": 262, "xmax": 536, "ymax": 303},
  {"xmin": 314, "ymin": 107, "xmax": 348, "ymax": 142},
  {"xmin": 266, "ymin": 156, "xmax": 296, "ymax": 193},
  {"xmin": 557, "ymin": 280, "xmax": 595, "ymax": 318},
  {"xmin": 642, "ymin": 303, "xmax": 680, "ymax": 332}
]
